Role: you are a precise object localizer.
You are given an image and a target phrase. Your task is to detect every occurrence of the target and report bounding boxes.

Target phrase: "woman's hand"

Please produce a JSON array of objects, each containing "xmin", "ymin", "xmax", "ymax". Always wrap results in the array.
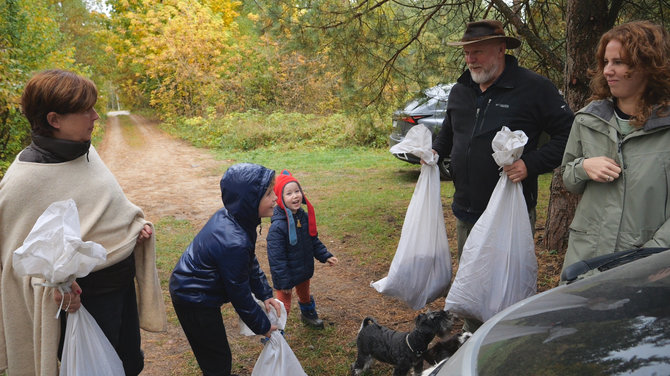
[
  {"xmin": 326, "ymin": 257, "xmax": 339, "ymax": 266},
  {"xmin": 53, "ymin": 281, "xmax": 82, "ymax": 313},
  {"xmin": 137, "ymin": 224, "xmax": 153, "ymax": 243},
  {"xmin": 264, "ymin": 297, "xmax": 282, "ymax": 318},
  {"xmin": 583, "ymin": 156, "xmax": 621, "ymax": 183}
]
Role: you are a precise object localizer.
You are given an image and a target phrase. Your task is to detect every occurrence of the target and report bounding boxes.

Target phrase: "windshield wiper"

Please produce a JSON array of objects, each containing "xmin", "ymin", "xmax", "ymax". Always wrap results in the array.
[{"xmin": 561, "ymin": 247, "xmax": 669, "ymax": 284}]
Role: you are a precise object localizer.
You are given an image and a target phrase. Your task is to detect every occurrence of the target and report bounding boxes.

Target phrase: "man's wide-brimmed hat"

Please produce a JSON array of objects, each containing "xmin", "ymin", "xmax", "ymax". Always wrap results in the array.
[{"xmin": 448, "ymin": 19, "xmax": 521, "ymax": 49}]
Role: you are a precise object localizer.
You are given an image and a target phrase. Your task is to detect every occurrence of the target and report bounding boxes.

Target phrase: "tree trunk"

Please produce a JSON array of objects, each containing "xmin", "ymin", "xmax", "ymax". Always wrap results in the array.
[{"xmin": 543, "ymin": 0, "xmax": 613, "ymax": 252}]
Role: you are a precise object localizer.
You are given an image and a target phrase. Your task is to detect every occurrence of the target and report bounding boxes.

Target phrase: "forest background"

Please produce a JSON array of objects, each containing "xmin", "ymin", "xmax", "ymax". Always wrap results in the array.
[{"xmin": 1, "ymin": 0, "xmax": 668, "ymax": 244}]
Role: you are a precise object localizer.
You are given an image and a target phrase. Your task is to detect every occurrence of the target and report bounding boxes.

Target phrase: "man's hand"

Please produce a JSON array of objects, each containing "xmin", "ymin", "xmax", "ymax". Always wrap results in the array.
[
  {"xmin": 503, "ymin": 159, "xmax": 528, "ymax": 183},
  {"xmin": 420, "ymin": 149, "xmax": 439, "ymax": 165}
]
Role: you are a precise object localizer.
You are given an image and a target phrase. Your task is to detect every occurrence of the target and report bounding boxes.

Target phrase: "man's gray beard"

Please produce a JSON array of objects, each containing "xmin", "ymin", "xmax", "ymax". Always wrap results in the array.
[{"xmin": 470, "ymin": 62, "xmax": 501, "ymax": 84}]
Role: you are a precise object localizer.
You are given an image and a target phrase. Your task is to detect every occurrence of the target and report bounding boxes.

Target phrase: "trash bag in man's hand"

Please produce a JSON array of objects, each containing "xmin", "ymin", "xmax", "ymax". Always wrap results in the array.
[
  {"xmin": 372, "ymin": 124, "xmax": 452, "ymax": 310},
  {"xmin": 445, "ymin": 127, "xmax": 537, "ymax": 322},
  {"xmin": 13, "ymin": 199, "xmax": 124, "ymax": 376}
]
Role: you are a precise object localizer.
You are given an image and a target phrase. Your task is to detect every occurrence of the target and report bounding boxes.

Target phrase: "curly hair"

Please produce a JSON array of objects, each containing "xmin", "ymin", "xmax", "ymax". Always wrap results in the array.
[
  {"xmin": 589, "ymin": 21, "xmax": 670, "ymax": 127},
  {"xmin": 21, "ymin": 69, "xmax": 98, "ymax": 137}
]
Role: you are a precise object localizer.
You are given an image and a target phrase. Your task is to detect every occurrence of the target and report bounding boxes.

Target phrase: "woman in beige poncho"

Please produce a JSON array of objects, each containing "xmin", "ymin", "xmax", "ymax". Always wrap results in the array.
[{"xmin": 0, "ymin": 70, "xmax": 166, "ymax": 375}]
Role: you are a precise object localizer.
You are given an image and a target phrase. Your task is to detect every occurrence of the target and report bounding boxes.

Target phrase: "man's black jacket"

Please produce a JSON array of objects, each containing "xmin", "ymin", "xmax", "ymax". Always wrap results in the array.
[{"xmin": 433, "ymin": 55, "xmax": 574, "ymax": 223}]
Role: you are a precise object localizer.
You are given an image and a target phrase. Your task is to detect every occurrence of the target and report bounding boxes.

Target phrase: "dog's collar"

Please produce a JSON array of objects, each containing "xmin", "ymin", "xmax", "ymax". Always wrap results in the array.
[{"xmin": 405, "ymin": 334, "xmax": 423, "ymax": 356}]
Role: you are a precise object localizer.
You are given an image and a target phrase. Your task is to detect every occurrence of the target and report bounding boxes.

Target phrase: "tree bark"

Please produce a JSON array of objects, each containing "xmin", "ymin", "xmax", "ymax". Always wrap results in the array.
[{"xmin": 543, "ymin": 0, "xmax": 613, "ymax": 253}]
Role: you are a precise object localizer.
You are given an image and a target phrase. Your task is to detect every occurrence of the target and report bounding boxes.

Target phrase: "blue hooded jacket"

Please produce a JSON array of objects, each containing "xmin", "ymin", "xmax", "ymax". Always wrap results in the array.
[
  {"xmin": 169, "ymin": 163, "xmax": 275, "ymax": 335},
  {"xmin": 266, "ymin": 206, "xmax": 333, "ymax": 290}
]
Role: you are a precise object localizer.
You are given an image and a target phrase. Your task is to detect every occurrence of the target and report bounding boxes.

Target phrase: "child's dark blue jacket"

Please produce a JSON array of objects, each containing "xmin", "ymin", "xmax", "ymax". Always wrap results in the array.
[
  {"xmin": 266, "ymin": 206, "xmax": 333, "ymax": 290},
  {"xmin": 169, "ymin": 163, "xmax": 274, "ymax": 335}
]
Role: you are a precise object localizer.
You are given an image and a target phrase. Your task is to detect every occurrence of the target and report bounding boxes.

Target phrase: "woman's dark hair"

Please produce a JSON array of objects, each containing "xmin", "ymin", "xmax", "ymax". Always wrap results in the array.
[
  {"xmin": 20, "ymin": 69, "xmax": 98, "ymax": 137},
  {"xmin": 589, "ymin": 21, "xmax": 670, "ymax": 127}
]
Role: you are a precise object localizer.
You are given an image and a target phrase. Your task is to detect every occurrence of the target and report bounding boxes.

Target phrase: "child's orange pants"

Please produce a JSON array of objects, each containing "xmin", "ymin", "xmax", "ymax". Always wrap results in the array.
[{"xmin": 275, "ymin": 279, "xmax": 311, "ymax": 315}]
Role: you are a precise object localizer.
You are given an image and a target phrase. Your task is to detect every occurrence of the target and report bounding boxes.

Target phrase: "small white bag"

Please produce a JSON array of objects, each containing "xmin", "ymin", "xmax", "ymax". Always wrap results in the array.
[
  {"xmin": 60, "ymin": 306, "xmax": 125, "ymax": 376},
  {"xmin": 251, "ymin": 330, "xmax": 308, "ymax": 376},
  {"xmin": 12, "ymin": 199, "xmax": 124, "ymax": 376},
  {"xmin": 372, "ymin": 124, "xmax": 452, "ymax": 310},
  {"xmin": 240, "ymin": 299, "xmax": 308, "ymax": 376},
  {"xmin": 445, "ymin": 127, "xmax": 538, "ymax": 322}
]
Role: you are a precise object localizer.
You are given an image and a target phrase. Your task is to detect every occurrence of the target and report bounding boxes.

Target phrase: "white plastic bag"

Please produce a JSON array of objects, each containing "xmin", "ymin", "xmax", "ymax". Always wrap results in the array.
[
  {"xmin": 445, "ymin": 127, "xmax": 537, "ymax": 322},
  {"xmin": 242, "ymin": 299, "xmax": 307, "ymax": 376},
  {"xmin": 13, "ymin": 199, "xmax": 107, "ymax": 292},
  {"xmin": 372, "ymin": 124, "xmax": 452, "ymax": 310},
  {"xmin": 251, "ymin": 330, "xmax": 307, "ymax": 376},
  {"xmin": 239, "ymin": 297, "xmax": 287, "ymax": 335},
  {"xmin": 12, "ymin": 199, "xmax": 124, "ymax": 375},
  {"xmin": 60, "ymin": 306, "xmax": 125, "ymax": 376}
]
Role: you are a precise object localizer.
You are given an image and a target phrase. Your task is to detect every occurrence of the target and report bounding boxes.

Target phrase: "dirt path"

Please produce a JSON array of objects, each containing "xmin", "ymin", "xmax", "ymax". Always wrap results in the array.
[{"xmin": 98, "ymin": 114, "xmax": 443, "ymax": 375}]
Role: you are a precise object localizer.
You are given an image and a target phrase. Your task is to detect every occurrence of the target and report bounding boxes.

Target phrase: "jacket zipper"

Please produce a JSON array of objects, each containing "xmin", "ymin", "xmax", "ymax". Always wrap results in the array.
[
  {"xmin": 614, "ymin": 136, "xmax": 626, "ymax": 249},
  {"xmin": 465, "ymin": 98, "xmax": 492, "ymax": 213}
]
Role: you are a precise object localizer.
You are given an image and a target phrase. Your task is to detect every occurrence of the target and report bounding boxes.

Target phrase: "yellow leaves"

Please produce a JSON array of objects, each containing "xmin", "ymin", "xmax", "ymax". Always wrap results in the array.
[
  {"xmin": 247, "ymin": 13, "xmax": 260, "ymax": 23},
  {"xmin": 113, "ymin": 0, "xmax": 250, "ymax": 117}
]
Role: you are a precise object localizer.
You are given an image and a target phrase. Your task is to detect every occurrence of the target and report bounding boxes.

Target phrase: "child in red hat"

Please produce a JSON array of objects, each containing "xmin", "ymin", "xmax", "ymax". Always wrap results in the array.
[{"xmin": 266, "ymin": 170, "xmax": 338, "ymax": 329}]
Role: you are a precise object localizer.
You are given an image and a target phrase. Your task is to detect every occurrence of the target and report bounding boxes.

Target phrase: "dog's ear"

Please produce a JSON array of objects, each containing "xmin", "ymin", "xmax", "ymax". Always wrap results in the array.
[
  {"xmin": 415, "ymin": 312, "xmax": 428, "ymax": 325},
  {"xmin": 427, "ymin": 310, "xmax": 448, "ymax": 321}
]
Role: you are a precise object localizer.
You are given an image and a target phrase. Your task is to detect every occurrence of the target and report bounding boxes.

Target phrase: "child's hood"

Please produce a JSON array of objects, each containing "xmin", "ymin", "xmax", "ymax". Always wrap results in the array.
[{"xmin": 220, "ymin": 163, "xmax": 275, "ymax": 229}]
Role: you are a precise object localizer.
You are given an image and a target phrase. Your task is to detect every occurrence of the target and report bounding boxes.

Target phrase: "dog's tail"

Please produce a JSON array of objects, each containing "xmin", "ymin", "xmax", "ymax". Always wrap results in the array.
[{"xmin": 358, "ymin": 317, "xmax": 377, "ymax": 333}]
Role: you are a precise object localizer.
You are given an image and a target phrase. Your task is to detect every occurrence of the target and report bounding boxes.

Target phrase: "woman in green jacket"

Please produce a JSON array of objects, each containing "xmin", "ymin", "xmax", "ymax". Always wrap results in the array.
[{"xmin": 561, "ymin": 21, "xmax": 670, "ymax": 278}]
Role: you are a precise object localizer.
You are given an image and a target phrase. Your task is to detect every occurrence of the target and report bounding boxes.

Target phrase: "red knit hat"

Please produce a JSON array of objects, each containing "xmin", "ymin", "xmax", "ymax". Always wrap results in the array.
[{"xmin": 274, "ymin": 170, "xmax": 317, "ymax": 245}]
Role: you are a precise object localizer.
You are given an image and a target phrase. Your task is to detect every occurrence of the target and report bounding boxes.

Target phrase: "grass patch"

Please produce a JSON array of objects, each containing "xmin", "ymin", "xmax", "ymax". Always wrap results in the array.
[
  {"xmin": 158, "ymin": 111, "xmax": 389, "ymax": 151},
  {"xmin": 117, "ymin": 115, "xmax": 144, "ymax": 148}
]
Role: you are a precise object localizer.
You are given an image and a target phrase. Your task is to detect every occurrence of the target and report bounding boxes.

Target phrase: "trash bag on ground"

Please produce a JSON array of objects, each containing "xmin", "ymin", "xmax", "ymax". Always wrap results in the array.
[
  {"xmin": 371, "ymin": 124, "xmax": 452, "ymax": 310},
  {"xmin": 240, "ymin": 299, "xmax": 307, "ymax": 376},
  {"xmin": 12, "ymin": 199, "xmax": 124, "ymax": 376},
  {"xmin": 445, "ymin": 127, "xmax": 537, "ymax": 322}
]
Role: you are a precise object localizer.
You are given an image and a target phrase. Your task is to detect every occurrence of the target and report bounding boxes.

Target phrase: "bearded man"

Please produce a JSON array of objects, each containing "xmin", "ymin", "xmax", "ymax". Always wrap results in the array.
[{"xmin": 431, "ymin": 20, "xmax": 574, "ymax": 332}]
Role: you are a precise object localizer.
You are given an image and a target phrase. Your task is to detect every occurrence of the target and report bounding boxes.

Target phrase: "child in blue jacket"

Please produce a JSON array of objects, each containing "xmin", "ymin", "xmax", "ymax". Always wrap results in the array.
[
  {"xmin": 169, "ymin": 163, "xmax": 282, "ymax": 376},
  {"xmin": 266, "ymin": 170, "xmax": 338, "ymax": 329}
]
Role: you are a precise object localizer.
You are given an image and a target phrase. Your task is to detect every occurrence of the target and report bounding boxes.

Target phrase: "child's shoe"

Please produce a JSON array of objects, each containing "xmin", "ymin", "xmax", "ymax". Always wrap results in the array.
[{"xmin": 298, "ymin": 296, "xmax": 324, "ymax": 329}]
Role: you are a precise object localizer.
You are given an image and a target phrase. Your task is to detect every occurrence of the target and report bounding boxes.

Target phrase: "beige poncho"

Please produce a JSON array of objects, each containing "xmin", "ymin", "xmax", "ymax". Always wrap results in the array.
[{"xmin": 0, "ymin": 147, "xmax": 167, "ymax": 376}]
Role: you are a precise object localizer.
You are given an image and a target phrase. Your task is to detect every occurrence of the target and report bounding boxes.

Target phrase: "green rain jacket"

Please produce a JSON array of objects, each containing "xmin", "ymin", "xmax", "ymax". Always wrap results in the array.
[{"xmin": 562, "ymin": 99, "xmax": 670, "ymax": 272}]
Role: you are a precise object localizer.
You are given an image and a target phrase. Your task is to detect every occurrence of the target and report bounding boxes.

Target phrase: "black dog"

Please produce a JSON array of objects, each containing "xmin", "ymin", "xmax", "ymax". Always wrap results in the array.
[
  {"xmin": 351, "ymin": 310, "xmax": 454, "ymax": 376},
  {"xmin": 422, "ymin": 331, "xmax": 472, "ymax": 366}
]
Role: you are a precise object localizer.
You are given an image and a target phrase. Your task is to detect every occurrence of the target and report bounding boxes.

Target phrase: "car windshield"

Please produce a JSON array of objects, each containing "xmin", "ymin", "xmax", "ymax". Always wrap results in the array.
[{"xmin": 475, "ymin": 250, "xmax": 670, "ymax": 376}]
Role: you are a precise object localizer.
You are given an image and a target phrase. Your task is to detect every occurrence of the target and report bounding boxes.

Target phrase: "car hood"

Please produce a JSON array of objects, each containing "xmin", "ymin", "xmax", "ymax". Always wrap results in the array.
[{"xmin": 441, "ymin": 250, "xmax": 670, "ymax": 376}]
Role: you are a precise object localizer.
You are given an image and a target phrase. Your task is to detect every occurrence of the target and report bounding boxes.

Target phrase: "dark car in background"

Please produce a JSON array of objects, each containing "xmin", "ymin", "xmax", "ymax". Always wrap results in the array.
[
  {"xmin": 389, "ymin": 83, "xmax": 454, "ymax": 180},
  {"xmin": 426, "ymin": 247, "xmax": 670, "ymax": 376}
]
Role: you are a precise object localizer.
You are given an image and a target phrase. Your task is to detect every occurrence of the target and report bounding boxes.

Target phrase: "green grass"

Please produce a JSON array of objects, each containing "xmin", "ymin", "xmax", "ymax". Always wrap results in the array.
[{"xmin": 117, "ymin": 115, "xmax": 144, "ymax": 148}]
